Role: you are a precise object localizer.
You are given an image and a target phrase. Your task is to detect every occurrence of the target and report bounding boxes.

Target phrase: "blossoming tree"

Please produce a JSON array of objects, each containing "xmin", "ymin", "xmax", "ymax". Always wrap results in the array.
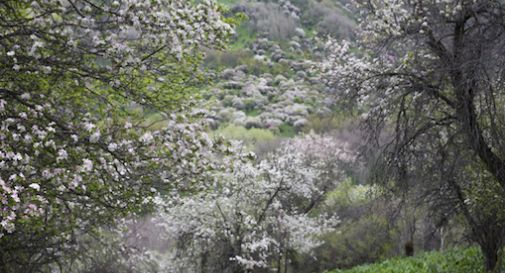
[
  {"xmin": 322, "ymin": 1, "xmax": 505, "ymax": 271},
  {"xmin": 0, "ymin": 0, "xmax": 232, "ymax": 271},
  {"xmin": 149, "ymin": 133, "xmax": 354, "ymax": 273}
]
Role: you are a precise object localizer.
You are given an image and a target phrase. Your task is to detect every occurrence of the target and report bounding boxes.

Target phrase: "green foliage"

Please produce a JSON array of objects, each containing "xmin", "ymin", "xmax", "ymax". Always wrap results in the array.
[
  {"xmin": 326, "ymin": 179, "xmax": 370, "ymax": 207},
  {"xmin": 329, "ymin": 248, "xmax": 496, "ymax": 273},
  {"xmin": 213, "ymin": 124, "xmax": 276, "ymax": 143},
  {"xmin": 293, "ymin": 180, "xmax": 397, "ymax": 272},
  {"xmin": 464, "ymin": 163, "xmax": 505, "ymax": 221},
  {"xmin": 246, "ymin": 108, "xmax": 261, "ymax": 117},
  {"xmin": 231, "ymin": 23, "xmax": 257, "ymax": 50},
  {"xmin": 204, "ymin": 48, "xmax": 293, "ymax": 75},
  {"xmin": 204, "ymin": 49, "xmax": 252, "ymax": 68},
  {"xmin": 303, "ymin": 112, "xmax": 351, "ymax": 134},
  {"xmin": 309, "ymin": 216, "xmax": 396, "ymax": 271},
  {"xmin": 278, "ymin": 123, "xmax": 296, "ymax": 138},
  {"xmin": 215, "ymin": 0, "xmax": 240, "ymax": 7}
]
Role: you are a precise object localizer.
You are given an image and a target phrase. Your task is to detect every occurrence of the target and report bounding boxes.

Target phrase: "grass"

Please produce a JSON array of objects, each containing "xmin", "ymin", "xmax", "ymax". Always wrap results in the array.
[
  {"xmin": 213, "ymin": 124, "xmax": 275, "ymax": 143},
  {"xmin": 230, "ymin": 24, "xmax": 256, "ymax": 50},
  {"xmin": 215, "ymin": 0, "xmax": 240, "ymax": 7},
  {"xmin": 328, "ymin": 247, "xmax": 502, "ymax": 273}
]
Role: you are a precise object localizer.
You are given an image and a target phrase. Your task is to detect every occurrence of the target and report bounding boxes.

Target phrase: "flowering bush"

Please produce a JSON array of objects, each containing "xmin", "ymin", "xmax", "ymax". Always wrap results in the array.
[{"xmin": 150, "ymin": 133, "xmax": 354, "ymax": 273}]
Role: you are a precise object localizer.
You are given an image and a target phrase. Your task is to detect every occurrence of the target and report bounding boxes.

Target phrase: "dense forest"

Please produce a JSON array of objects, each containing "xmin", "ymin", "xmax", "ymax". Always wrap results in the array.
[{"xmin": 1, "ymin": 0, "xmax": 505, "ymax": 272}]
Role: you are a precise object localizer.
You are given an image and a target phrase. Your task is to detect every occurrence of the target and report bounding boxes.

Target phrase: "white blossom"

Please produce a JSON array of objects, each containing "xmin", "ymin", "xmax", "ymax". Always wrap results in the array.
[
  {"xmin": 140, "ymin": 132, "xmax": 154, "ymax": 144},
  {"xmin": 89, "ymin": 130, "xmax": 100, "ymax": 143},
  {"xmin": 28, "ymin": 183, "xmax": 40, "ymax": 191},
  {"xmin": 108, "ymin": 143, "xmax": 118, "ymax": 152},
  {"xmin": 56, "ymin": 149, "xmax": 68, "ymax": 162},
  {"xmin": 81, "ymin": 159, "xmax": 93, "ymax": 172}
]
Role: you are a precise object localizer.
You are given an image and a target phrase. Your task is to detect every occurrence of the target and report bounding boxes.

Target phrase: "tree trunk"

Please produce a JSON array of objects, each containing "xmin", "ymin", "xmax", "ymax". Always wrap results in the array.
[
  {"xmin": 480, "ymin": 244, "xmax": 501, "ymax": 273},
  {"xmin": 447, "ymin": 176, "xmax": 504, "ymax": 273},
  {"xmin": 476, "ymin": 222, "xmax": 503, "ymax": 273},
  {"xmin": 450, "ymin": 20, "xmax": 505, "ymax": 191}
]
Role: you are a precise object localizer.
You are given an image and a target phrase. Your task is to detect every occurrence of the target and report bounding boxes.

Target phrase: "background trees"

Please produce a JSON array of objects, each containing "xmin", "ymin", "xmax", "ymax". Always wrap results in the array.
[{"xmin": 322, "ymin": 0, "xmax": 505, "ymax": 271}]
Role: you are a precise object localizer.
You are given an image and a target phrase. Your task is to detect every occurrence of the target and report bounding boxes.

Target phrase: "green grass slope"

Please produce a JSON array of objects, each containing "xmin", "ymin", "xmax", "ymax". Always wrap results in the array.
[
  {"xmin": 215, "ymin": 0, "xmax": 240, "ymax": 7},
  {"xmin": 328, "ymin": 248, "xmax": 501, "ymax": 273}
]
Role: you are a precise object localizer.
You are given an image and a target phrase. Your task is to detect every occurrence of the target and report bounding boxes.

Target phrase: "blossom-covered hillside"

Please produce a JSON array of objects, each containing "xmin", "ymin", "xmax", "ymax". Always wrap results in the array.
[{"xmin": 201, "ymin": 0, "xmax": 356, "ymax": 136}]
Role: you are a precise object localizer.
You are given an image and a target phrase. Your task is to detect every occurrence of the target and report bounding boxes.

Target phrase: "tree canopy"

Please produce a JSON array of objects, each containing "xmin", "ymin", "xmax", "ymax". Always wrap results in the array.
[
  {"xmin": 0, "ymin": 0, "xmax": 232, "ymax": 271},
  {"xmin": 322, "ymin": 0, "xmax": 505, "ymax": 271}
]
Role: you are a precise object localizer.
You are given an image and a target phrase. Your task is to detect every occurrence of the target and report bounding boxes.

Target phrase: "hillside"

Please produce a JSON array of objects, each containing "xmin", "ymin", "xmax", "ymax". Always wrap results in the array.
[{"xmin": 199, "ymin": 0, "xmax": 357, "ymax": 138}]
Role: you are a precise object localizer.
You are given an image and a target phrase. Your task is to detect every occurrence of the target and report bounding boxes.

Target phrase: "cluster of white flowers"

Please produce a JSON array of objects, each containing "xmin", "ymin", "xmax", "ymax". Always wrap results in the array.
[
  {"xmin": 320, "ymin": 2, "xmax": 495, "ymax": 127},
  {"xmin": 355, "ymin": 0, "xmax": 478, "ymax": 41},
  {"xmin": 7, "ymin": 0, "xmax": 233, "ymax": 73},
  {"xmin": 147, "ymin": 133, "xmax": 354, "ymax": 272},
  {"xmin": 320, "ymin": 0, "xmax": 459, "ymax": 125},
  {"xmin": 0, "ymin": 90, "xmax": 221, "ymax": 237},
  {"xmin": 0, "ymin": 0, "xmax": 232, "ymax": 241}
]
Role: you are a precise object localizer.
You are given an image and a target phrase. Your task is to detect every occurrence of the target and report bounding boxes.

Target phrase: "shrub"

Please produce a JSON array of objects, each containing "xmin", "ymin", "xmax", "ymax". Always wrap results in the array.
[
  {"xmin": 291, "ymin": 180, "xmax": 398, "ymax": 273},
  {"xmin": 204, "ymin": 49, "xmax": 253, "ymax": 68},
  {"xmin": 278, "ymin": 123, "xmax": 296, "ymax": 137},
  {"xmin": 303, "ymin": 113, "xmax": 348, "ymax": 134},
  {"xmin": 328, "ymin": 247, "xmax": 494, "ymax": 273},
  {"xmin": 246, "ymin": 2, "xmax": 297, "ymax": 40},
  {"xmin": 304, "ymin": 0, "xmax": 356, "ymax": 39}
]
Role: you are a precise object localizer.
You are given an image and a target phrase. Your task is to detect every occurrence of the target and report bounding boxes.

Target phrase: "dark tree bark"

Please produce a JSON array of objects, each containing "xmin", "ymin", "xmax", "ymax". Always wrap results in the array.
[
  {"xmin": 404, "ymin": 241, "xmax": 414, "ymax": 257},
  {"xmin": 478, "ymin": 229, "xmax": 502, "ymax": 272}
]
